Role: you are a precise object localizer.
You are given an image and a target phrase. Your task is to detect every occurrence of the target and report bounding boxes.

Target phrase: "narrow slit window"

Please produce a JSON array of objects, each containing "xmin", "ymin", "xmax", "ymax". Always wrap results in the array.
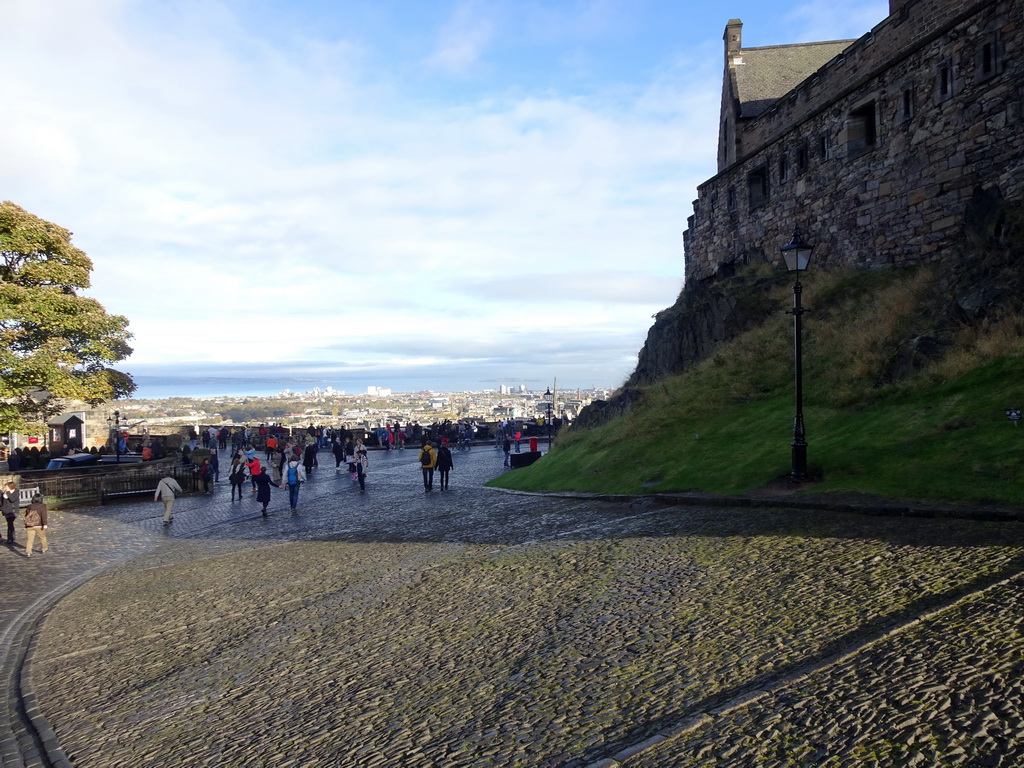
[
  {"xmin": 747, "ymin": 167, "xmax": 769, "ymax": 208},
  {"xmin": 846, "ymin": 101, "xmax": 878, "ymax": 158}
]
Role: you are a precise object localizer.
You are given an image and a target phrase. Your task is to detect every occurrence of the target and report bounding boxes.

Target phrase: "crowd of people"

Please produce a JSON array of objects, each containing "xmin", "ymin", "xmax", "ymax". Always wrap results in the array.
[
  {"xmin": 155, "ymin": 421, "xmax": 497, "ymax": 525},
  {"xmin": 2, "ymin": 417, "xmax": 551, "ymax": 553}
]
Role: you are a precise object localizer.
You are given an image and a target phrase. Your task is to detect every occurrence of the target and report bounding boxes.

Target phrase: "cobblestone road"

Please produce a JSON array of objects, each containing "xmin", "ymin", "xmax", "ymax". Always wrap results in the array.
[{"xmin": 5, "ymin": 445, "xmax": 1024, "ymax": 767}]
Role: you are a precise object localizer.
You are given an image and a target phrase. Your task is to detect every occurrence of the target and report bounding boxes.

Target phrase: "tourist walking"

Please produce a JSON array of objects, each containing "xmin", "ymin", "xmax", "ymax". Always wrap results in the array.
[
  {"xmin": 229, "ymin": 458, "xmax": 249, "ymax": 501},
  {"xmin": 418, "ymin": 441, "xmax": 437, "ymax": 492},
  {"xmin": 154, "ymin": 470, "xmax": 183, "ymax": 525},
  {"xmin": 23, "ymin": 493, "xmax": 48, "ymax": 557},
  {"xmin": 283, "ymin": 456, "xmax": 306, "ymax": 511},
  {"xmin": 436, "ymin": 438, "xmax": 454, "ymax": 490},
  {"xmin": 346, "ymin": 438, "xmax": 358, "ymax": 482},
  {"xmin": 502, "ymin": 435, "xmax": 512, "ymax": 467},
  {"xmin": 246, "ymin": 455, "xmax": 262, "ymax": 493},
  {"xmin": 1, "ymin": 481, "xmax": 17, "ymax": 546},
  {"xmin": 303, "ymin": 442, "xmax": 318, "ymax": 476},
  {"xmin": 356, "ymin": 448, "xmax": 368, "ymax": 492},
  {"xmin": 269, "ymin": 446, "xmax": 284, "ymax": 483},
  {"xmin": 252, "ymin": 467, "xmax": 280, "ymax": 516},
  {"xmin": 197, "ymin": 458, "xmax": 213, "ymax": 493}
]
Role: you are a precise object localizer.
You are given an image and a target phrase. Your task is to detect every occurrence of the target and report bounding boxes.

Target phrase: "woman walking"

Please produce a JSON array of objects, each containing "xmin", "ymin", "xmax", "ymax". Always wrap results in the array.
[
  {"xmin": 252, "ymin": 467, "xmax": 280, "ymax": 516},
  {"xmin": 228, "ymin": 457, "xmax": 249, "ymax": 501},
  {"xmin": 435, "ymin": 438, "xmax": 454, "ymax": 491}
]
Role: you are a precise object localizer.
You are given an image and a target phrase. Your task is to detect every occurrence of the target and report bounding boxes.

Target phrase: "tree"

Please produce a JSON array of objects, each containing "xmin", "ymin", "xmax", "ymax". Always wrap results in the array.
[{"xmin": 0, "ymin": 201, "xmax": 135, "ymax": 433}]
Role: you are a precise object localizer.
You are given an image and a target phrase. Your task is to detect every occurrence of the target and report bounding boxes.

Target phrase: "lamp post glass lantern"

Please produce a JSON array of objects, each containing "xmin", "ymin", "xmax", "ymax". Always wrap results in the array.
[
  {"xmin": 543, "ymin": 387, "xmax": 554, "ymax": 445},
  {"xmin": 781, "ymin": 229, "xmax": 813, "ymax": 482}
]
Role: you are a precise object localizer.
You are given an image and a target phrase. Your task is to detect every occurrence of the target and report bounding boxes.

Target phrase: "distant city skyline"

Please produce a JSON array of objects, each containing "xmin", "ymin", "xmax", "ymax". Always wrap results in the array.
[{"xmin": 127, "ymin": 362, "xmax": 607, "ymax": 400}]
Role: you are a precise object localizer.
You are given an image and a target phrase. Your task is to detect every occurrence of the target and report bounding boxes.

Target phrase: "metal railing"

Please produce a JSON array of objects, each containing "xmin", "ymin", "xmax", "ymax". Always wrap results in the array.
[{"xmin": 18, "ymin": 462, "xmax": 201, "ymax": 507}]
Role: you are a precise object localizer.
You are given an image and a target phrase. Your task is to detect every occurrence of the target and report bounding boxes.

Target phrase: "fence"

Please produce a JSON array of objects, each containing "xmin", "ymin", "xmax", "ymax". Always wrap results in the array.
[{"xmin": 22, "ymin": 462, "xmax": 201, "ymax": 507}]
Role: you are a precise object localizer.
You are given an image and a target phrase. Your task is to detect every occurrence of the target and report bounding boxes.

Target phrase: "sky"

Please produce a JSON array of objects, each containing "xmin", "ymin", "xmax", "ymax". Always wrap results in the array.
[{"xmin": 1, "ymin": 0, "xmax": 888, "ymax": 399}]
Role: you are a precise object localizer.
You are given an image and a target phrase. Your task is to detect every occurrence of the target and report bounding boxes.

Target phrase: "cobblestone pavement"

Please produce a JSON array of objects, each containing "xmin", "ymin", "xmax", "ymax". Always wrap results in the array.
[{"xmin": 5, "ymin": 445, "xmax": 1024, "ymax": 767}]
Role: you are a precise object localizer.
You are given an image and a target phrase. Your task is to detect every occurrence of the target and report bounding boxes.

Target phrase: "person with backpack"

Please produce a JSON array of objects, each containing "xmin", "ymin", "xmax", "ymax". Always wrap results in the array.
[
  {"xmin": 283, "ymin": 455, "xmax": 306, "ymax": 511},
  {"xmin": 23, "ymin": 493, "xmax": 49, "ymax": 556},
  {"xmin": 418, "ymin": 441, "xmax": 437, "ymax": 492}
]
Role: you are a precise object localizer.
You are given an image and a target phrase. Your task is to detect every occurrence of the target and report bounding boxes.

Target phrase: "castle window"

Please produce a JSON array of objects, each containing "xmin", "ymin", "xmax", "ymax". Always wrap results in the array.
[
  {"xmin": 727, "ymin": 186, "xmax": 736, "ymax": 212},
  {"xmin": 936, "ymin": 59, "xmax": 955, "ymax": 103},
  {"xmin": 976, "ymin": 33, "xmax": 1000, "ymax": 82},
  {"xmin": 796, "ymin": 141, "xmax": 809, "ymax": 174},
  {"xmin": 747, "ymin": 166, "xmax": 769, "ymax": 209},
  {"xmin": 900, "ymin": 83, "xmax": 915, "ymax": 122},
  {"xmin": 845, "ymin": 100, "xmax": 878, "ymax": 159},
  {"xmin": 818, "ymin": 134, "xmax": 830, "ymax": 161},
  {"xmin": 778, "ymin": 154, "xmax": 790, "ymax": 184}
]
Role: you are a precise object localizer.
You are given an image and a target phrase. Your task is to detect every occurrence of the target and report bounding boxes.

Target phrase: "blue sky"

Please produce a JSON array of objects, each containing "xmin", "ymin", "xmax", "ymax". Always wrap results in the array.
[{"xmin": 1, "ymin": 0, "xmax": 888, "ymax": 398}]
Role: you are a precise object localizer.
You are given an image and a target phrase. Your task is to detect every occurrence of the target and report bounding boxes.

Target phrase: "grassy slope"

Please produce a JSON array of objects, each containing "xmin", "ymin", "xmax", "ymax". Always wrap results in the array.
[{"xmin": 489, "ymin": 263, "xmax": 1024, "ymax": 506}]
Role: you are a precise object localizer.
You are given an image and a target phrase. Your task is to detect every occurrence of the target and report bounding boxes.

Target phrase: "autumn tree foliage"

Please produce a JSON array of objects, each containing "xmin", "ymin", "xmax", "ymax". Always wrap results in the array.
[{"xmin": 0, "ymin": 201, "xmax": 135, "ymax": 433}]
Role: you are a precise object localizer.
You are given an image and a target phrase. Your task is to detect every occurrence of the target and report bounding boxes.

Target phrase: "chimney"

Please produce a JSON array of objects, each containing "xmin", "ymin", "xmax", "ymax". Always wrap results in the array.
[{"xmin": 725, "ymin": 19, "xmax": 743, "ymax": 66}]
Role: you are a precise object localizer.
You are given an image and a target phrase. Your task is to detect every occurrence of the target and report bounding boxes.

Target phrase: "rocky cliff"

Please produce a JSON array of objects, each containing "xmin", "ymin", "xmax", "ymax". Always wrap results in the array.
[{"xmin": 573, "ymin": 190, "xmax": 1023, "ymax": 434}]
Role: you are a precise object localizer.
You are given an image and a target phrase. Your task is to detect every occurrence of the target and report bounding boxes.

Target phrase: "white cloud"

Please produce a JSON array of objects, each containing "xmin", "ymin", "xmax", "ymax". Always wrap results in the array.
[
  {"xmin": 785, "ymin": 0, "xmax": 890, "ymax": 41},
  {"xmin": 425, "ymin": 0, "xmax": 497, "ymax": 74},
  {"xmin": 0, "ymin": 0, "xmax": 787, "ymax": 395}
]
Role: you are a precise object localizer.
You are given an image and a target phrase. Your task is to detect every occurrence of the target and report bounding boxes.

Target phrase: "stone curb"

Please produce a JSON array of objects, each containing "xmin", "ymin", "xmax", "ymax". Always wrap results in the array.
[
  {"xmin": 488, "ymin": 486, "xmax": 1024, "ymax": 523},
  {"xmin": 2, "ymin": 565, "xmax": 112, "ymax": 768}
]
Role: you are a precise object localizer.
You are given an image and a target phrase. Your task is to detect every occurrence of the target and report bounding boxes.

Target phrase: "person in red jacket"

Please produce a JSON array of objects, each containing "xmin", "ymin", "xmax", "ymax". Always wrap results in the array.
[{"xmin": 246, "ymin": 455, "xmax": 262, "ymax": 493}]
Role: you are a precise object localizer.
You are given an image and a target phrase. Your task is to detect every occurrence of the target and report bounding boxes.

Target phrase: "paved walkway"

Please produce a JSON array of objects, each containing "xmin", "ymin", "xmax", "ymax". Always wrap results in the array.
[{"xmin": 3, "ymin": 446, "xmax": 1024, "ymax": 767}]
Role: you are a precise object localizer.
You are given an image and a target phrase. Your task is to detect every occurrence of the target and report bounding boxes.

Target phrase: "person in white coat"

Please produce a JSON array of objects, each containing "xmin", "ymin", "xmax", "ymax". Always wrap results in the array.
[{"xmin": 154, "ymin": 470, "xmax": 183, "ymax": 525}]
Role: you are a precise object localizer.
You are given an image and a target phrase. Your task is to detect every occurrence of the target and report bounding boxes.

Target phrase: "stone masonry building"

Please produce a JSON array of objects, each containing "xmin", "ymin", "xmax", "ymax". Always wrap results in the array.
[{"xmin": 683, "ymin": 0, "xmax": 1023, "ymax": 284}]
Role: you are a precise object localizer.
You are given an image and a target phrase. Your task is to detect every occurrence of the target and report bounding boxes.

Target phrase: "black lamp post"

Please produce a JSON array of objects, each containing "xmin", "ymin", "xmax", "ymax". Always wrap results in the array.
[
  {"xmin": 543, "ymin": 387, "xmax": 554, "ymax": 446},
  {"xmin": 108, "ymin": 410, "xmax": 122, "ymax": 463},
  {"xmin": 780, "ymin": 229, "xmax": 813, "ymax": 483}
]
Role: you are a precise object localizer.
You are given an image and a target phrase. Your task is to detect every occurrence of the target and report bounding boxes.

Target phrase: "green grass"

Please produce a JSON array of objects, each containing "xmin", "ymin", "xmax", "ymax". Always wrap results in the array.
[{"xmin": 489, "ymin": 264, "xmax": 1024, "ymax": 506}]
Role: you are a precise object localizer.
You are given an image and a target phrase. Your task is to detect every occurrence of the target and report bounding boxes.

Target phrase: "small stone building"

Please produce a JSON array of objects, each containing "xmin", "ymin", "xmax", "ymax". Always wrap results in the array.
[
  {"xmin": 685, "ymin": 0, "xmax": 1022, "ymax": 283},
  {"xmin": 47, "ymin": 413, "xmax": 86, "ymax": 452}
]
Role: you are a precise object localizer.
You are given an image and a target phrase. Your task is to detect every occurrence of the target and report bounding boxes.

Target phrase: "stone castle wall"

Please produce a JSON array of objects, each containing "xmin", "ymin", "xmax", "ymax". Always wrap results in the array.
[{"xmin": 684, "ymin": 0, "xmax": 1023, "ymax": 283}]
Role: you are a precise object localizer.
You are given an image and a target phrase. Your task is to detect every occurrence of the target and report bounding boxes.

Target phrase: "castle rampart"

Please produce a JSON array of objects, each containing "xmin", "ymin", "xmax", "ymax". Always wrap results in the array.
[{"xmin": 685, "ymin": 0, "xmax": 1022, "ymax": 283}]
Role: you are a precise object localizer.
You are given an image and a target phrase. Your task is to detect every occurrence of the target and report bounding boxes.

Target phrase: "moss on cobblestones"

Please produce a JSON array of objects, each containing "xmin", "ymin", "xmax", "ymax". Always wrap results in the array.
[{"xmin": 29, "ymin": 504, "xmax": 1024, "ymax": 767}]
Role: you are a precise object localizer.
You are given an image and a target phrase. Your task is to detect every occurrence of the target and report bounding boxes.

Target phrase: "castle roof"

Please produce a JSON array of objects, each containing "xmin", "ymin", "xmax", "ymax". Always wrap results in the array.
[{"xmin": 733, "ymin": 40, "xmax": 854, "ymax": 118}]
